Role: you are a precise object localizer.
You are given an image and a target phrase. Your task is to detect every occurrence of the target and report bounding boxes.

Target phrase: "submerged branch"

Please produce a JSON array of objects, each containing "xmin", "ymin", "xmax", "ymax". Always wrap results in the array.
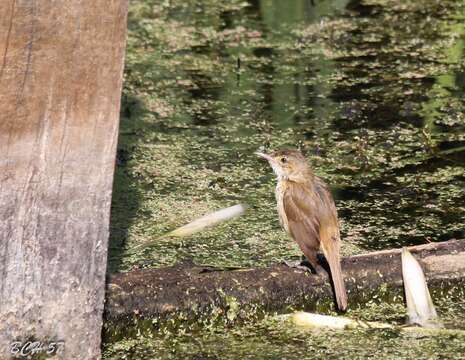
[{"xmin": 104, "ymin": 239, "xmax": 465, "ymax": 336}]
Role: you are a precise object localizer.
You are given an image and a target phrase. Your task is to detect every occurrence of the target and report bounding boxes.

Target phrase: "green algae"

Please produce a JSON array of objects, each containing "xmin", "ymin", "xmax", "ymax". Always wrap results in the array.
[
  {"xmin": 109, "ymin": 0, "xmax": 465, "ymax": 272},
  {"xmin": 103, "ymin": 281, "xmax": 465, "ymax": 359},
  {"xmin": 105, "ymin": 0, "xmax": 465, "ymax": 357}
]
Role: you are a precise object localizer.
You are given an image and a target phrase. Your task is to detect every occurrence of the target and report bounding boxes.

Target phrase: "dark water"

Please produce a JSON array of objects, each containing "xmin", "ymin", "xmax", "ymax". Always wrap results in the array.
[
  {"xmin": 110, "ymin": 0, "xmax": 465, "ymax": 272},
  {"xmin": 104, "ymin": 0, "xmax": 465, "ymax": 358}
]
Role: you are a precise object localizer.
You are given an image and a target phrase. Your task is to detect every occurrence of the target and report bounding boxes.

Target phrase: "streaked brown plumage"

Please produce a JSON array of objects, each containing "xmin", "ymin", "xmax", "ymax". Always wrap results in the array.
[{"xmin": 257, "ymin": 149, "xmax": 348, "ymax": 311}]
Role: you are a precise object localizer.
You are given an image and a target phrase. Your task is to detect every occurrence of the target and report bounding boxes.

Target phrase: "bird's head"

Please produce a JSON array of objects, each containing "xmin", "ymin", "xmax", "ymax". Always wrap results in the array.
[{"xmin": 256, "ymin": 149, "xmax": 313, "ymax": 182}]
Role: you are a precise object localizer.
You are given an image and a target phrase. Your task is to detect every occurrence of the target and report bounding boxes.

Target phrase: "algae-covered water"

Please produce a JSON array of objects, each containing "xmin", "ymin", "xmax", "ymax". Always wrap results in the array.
[
  {"xmin": 105, "ymin": 0, "xmax": 465, "ymax": 358},
  {"xmin": 103, "ymin": 284, "xmax": 465, "ymax": 360}
]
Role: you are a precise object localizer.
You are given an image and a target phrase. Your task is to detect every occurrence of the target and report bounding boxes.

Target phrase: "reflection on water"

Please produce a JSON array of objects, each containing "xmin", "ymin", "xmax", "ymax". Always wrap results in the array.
[{"xmin": 110, "ymin": 0, "xmax": 465, "ymax": 273}]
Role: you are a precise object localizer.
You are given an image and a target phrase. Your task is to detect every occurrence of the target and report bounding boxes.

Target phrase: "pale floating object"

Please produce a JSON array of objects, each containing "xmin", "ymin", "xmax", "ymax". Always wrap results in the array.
[
  {"xmin": 287, "ymin": 312, "xmax": 391, "ymax": 330},
  {"xmin": 283, "ymin": 248, "xmax": 445, "ymax": 333},
  {"xmin": 402, "ymin": 247, "xmax": 443, "ymax": 328},
  {"xmin": 133, "ymin": 204, "xmax": 248, "ymax": 251},
  {"xmin": 290, "ymin": 312, "xmax": 356, "ymax": 329},
  {"xmin": 284, "ymin": 312, "xmax": 463, "ymax": 335},
  {"xmin": 166, "ymin": 204, "xmax": 248, "ymax": 238}
]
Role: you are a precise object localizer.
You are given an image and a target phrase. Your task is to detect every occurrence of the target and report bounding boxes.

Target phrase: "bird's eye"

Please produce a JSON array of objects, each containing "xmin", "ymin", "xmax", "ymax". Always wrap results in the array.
[{"xmin": 280, "ymin": 157, "xmax": 287, "ymax": 163}]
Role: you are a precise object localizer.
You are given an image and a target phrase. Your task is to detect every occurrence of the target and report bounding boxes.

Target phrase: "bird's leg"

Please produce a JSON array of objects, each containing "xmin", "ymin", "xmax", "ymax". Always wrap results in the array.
[
  {"xmin": 283, "ymin": 255, "xmax": 321, "ymax": 274},
  {"xmin": 304, "ymin": 253, "xmax": 327, "ymax": 275},
  {"xmin": 283, "ymin": 260, "xmax": 313, "ymax": 273}
]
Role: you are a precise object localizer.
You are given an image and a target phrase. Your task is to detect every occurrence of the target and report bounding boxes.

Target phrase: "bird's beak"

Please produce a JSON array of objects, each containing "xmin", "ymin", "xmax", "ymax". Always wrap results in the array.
[{"xmin": 255, "ymin": 151, "xmax": 274, "ymax": 163}]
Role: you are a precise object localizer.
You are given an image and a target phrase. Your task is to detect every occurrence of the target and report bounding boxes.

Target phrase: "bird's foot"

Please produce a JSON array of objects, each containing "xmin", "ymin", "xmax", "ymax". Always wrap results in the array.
[
  {"xmin": 282, "ymin": 259, "xmax": 315, "ymax": 274},
  {"xmin": 282, "ymin": 259, "xmax": 327, "ymax": 276}
]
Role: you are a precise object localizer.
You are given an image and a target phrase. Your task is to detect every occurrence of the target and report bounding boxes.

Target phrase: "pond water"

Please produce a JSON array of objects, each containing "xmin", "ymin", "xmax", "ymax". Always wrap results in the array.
[{"xmin": 105, "ymin": 0, "xmax": 465, "ymax": 358}]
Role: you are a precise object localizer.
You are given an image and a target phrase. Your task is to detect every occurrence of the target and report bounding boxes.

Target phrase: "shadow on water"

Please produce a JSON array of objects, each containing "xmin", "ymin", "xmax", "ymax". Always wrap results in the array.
[{"xmin": 107, "ymin": 94, "xmax": 147, "ymax": 273}]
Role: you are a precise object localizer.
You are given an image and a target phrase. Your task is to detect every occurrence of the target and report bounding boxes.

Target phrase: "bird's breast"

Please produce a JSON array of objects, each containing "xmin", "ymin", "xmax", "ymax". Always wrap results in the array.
[{"xmin": 275, "ymin": 181, "xmax": 289, "ymax": 233}]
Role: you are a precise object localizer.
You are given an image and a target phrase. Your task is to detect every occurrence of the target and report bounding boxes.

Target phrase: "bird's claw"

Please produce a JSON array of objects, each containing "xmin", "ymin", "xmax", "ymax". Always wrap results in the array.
[{"xmin": 282, "ymin": 260, "xmax": 314, "ymax": 273}]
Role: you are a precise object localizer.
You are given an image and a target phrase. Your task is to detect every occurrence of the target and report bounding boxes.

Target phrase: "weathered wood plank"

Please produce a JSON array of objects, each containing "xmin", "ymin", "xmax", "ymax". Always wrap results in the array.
[{"xmin": 0, "ymin": 1, "xmax": 128, "ymax": 358}]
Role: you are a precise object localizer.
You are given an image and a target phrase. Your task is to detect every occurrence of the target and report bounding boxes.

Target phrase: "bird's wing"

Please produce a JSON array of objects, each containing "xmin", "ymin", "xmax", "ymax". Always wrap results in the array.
[
  {"xmin": 283, "ymin": 182, "xmax": 321, "ymax": 251},
  {"xmin": 313, "ymin": 178, "xmax": 347, "ymax": 310},
  {"xmin": 285, "ymin": 179, "xmax": 347, "ymax": 310},
  {"xmin": 313, "ymin": 178, "xmax": 340, "ymax": 246},
  {"xmin": 283, "ymin": 179, "xmax": 341, "ymax": 250}
]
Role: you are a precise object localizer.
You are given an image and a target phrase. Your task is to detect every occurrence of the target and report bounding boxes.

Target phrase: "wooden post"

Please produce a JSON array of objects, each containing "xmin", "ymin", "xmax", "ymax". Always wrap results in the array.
[{"xmin": 0, "ymin": 1, "xmax": 128, "ymax": 358}]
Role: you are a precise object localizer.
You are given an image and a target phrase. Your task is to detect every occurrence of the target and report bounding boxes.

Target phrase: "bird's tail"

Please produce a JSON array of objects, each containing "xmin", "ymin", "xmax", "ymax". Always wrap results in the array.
[{"xmin": 325, "ymin": 249, "xmax": 348, "ymax": 311}]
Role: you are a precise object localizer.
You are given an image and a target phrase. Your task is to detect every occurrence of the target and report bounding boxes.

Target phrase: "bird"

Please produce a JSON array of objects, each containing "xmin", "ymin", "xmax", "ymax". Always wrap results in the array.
[{"xmin": 256, "ymin": 149, "xmax": 348, "ymax": 311}]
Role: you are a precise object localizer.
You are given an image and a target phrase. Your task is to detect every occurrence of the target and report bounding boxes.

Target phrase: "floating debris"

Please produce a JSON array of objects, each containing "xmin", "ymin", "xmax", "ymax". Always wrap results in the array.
[
  {"xmin": 402, "ymin": 248, "xmax": 443, "ymax": 328},
  {"xmin": 131, "ymin": 204, "xmax": 248, "ymax": 252},
  {"xmin": 166, "ymin": 204, "xmax": 248, "ymax": 238},
  {"xmin": 286, "ymin": 312, "xmax": 391, "ymax": 330},
  {"xmin": 284, "ymin": 312, "xmax": 463, "ymax": 336},
  {"xmin": 284, "ymin": 248, "xmax": 443, "ymax": 331}
]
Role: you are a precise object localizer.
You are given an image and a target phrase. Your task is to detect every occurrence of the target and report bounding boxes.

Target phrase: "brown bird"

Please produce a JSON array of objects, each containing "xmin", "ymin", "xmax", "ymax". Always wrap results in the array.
[{"xmin": 257, "ymin": 149, "xmax": 348, "ymax": 311}]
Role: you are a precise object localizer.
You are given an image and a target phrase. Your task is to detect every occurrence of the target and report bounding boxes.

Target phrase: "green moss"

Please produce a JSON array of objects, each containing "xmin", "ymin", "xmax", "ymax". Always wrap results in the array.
[{"xmin": 103, "ymin": 283, "xmax": 465, "ymax": 359}]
